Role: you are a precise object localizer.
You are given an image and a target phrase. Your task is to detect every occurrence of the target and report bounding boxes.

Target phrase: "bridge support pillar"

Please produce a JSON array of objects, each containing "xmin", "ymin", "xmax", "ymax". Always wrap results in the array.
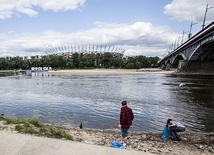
[
  {"xmin": 161, "ymin": 64, "xmax": 166, "ymax": 70},
  {"xmin": 177, "ymin": 60, "xmax": 187, "ymax": 72},
  {"xmin": 166, "ymin": 63, "xmax": 171, "ymax": 71}
]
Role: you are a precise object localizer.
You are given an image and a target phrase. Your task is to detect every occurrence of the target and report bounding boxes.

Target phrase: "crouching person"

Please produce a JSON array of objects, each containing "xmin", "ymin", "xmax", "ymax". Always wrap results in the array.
[{"xmin": 167, "ymin": 119, "xmax": 185, "ymax": 141}]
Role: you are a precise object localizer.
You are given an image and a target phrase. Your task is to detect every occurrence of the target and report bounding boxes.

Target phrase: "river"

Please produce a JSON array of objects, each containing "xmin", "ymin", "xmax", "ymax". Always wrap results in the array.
[{"xmin": 0, "ymin": 71, "xmax": 214, "ymax": 132}]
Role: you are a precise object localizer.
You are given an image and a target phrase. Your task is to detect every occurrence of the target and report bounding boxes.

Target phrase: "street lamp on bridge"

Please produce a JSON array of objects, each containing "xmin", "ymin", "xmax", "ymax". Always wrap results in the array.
[
  {"xmin": 188, "ymin": 21, "xmax": 198, "ymax": 39},
  {"xmin": 181, "ymin": 30, "xmax": 189, "ymax": 44},
  {"xmin": 202, "ymin": 4, "xmax": 214, "ymax": 29}
]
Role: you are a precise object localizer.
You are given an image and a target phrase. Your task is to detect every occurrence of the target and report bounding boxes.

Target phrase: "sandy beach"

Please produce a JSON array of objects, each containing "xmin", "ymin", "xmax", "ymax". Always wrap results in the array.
[{"xmin": 48, "ymin": 68, "xmax": 175, "ymax": 75}]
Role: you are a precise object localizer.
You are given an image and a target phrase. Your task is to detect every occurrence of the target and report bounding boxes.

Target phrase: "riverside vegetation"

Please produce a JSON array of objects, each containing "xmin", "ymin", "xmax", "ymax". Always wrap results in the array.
[
  {"xmin": 0, "ymin": 53, "xmax": 159, "ymax": 70},
  {"xmin": 0, "ymin": 117, "xmax": 214, "ymax": 155},
  {"xmin": 0, "ymin": 117, "xmax": 73, "ymax": 140}
]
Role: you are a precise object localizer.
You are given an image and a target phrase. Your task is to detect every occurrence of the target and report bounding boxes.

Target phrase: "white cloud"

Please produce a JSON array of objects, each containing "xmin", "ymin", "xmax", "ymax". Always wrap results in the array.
[
  {"xmin": 35, "ymin": 0, "xmax": 86, "ymax": 12},
  {"xmin": 0, "ymin": 22, "xmax": 180, "ymax": 58},
  {"xmin": 1, "ymin": 0, "xmax": 212, "ymax": 58},
  {"xmin": 164, "ymin": 0, "xmax": 214, "ymax": 23},
  {"xmin": 0, "ymin": 0, "xmax": 86, "ymax": 19}
]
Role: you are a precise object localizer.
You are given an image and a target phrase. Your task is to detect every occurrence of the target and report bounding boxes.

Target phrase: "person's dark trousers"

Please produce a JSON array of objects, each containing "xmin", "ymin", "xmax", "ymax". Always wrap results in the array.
[{"xmin": 170, "ymin": 126, "xmax": 185, "ymax": 141}]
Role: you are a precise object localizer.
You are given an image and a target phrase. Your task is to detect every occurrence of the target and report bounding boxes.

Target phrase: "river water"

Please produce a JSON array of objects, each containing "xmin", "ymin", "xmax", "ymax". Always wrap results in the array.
[{"xmin": 0, "ymin": 71, "xmax": 214, "ymax": 132}]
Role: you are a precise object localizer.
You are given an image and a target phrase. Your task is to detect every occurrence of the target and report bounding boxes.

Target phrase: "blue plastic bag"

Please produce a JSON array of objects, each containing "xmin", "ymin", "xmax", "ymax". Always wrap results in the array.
[
  {"xmin": 161, "ymin": 126, "xmax": 171, "ymax": 140},
  {"xmin": 110, "ymin": 141, "xmax": 125, "ymax": 149}
]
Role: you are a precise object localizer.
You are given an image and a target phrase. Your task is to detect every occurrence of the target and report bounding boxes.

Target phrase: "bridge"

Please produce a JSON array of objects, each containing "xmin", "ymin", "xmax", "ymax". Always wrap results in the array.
[{"xmin": 159, "ymin": 21, "xmax": 214, "ymax": 73}]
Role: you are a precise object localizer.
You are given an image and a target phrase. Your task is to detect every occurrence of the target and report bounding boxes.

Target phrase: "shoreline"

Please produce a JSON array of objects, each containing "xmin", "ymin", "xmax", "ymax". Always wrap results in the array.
[
  {"xmin": 32, "ymin": 68, "xmax": 214, "ymax": 76},
  {"xmin": 48, "ymin": 68, "xmax": 175, "ymax": 75},
  {"xmin": 36, "ymin": 125, "xmax": 214, "ymax": 155},
  {"xmin": 1, "ymin": 118, "xmax": 214, "ymax": 155},
  {"xmin": 2, "ymin": 68, "xmax": 214, "ymax": 76}
]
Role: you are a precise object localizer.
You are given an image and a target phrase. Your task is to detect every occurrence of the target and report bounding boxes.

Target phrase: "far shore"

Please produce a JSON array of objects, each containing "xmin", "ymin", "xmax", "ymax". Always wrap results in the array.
[
  {"xmin": 48, "ymin": 68, "xmax": 175, "ymax": 75},
  {"xmin": 47, "ymin": 69, "xmax": 214, "ymax": 75},
  {"xmin": 2, "ymin": 69, "xmax": 214, "ymax": 75}
]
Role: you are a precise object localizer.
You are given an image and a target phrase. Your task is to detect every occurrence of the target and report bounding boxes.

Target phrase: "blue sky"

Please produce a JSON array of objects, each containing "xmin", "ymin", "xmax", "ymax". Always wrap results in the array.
[{"xmin": 0, "ymin": 0, "xmax": 214, "ymax": 58}]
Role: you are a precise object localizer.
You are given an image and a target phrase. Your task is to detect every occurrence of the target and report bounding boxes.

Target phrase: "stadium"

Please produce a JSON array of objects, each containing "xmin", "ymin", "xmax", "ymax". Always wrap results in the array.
[{"xmin": 45, "ymin": 44, "xmax": 125, "ymax": 59}]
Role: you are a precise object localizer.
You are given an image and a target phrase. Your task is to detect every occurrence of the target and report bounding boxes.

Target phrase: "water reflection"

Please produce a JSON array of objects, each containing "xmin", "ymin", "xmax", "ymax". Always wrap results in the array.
[
  {"xmin": 0, "ymin": 72, "xmax": 214, "ymax": 132},
  {"xmin": 165, "ymin": 74, "xmax": 214, "ymax": 132}
]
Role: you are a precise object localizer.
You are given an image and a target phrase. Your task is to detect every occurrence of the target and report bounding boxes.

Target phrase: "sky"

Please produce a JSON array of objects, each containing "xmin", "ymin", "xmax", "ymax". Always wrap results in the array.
[{"xmin": 0, "ymin": 0, "xmax": 214, "ymax": 58}]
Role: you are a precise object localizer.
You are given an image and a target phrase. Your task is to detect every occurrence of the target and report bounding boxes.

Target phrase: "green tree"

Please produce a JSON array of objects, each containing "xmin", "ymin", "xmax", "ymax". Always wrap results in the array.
[
  {"xmin": 72, "ymin": 53, "xmax": 79, "ymax": 68},
  {"xmin": 0, "ymin": 53, "xmax": 160, "ymax": 70},
  {"xmin": 135, "ymin": 61, "xmax": 142, "ymax": 69},
  {"xmin": 126, "ymin": 62, "xmax": 134, "ymax": 69},
  {"xmin": 148, "ymin": 56, "xmax": 160, "ymax": 67}
]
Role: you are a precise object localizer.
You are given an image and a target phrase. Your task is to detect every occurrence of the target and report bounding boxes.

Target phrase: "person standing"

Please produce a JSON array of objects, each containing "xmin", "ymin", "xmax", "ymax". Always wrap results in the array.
[{"xmin": 118, "ymin": 101, "xmax": 134, "ymax": 146}]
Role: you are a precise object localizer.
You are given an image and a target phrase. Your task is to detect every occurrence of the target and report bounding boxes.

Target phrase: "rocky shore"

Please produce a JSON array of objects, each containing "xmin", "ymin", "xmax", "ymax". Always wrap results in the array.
[
  {"xmin": 1, "ymin": 118, "xmax": 214, "ymax": 155},
  {"xmin": 61, "ymin": 126, "xmax": 214, "ymax": 155}
]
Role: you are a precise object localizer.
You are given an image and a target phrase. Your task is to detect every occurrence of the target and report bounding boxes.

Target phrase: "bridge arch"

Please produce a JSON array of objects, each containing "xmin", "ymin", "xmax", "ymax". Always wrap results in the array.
[
  {"xmin": 159, "ymin": 21, "xmax": 214, "ymax": 72},
  {"xmin": 189, "ymin": 39, "xmax": 214, "ymax": 62},
  {"xmin": 171, "ymin": 54, "xmax": 185, "ymax": 68}
]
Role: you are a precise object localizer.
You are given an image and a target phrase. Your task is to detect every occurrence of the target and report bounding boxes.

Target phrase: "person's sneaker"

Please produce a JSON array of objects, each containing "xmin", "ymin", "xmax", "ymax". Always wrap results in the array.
[{"xmin": 177, "ymin": 138, "xmax": 182, "ymax": 141}]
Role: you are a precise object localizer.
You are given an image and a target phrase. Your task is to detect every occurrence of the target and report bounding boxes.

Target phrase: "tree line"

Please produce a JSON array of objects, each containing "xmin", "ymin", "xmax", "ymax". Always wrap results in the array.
[{"xmin": 0, "ymin": 52, "xmax": 160, "ymax": 70}]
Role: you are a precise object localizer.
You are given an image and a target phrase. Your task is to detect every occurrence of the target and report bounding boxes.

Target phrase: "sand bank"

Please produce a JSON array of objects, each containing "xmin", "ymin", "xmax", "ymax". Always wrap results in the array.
[{"xmin": 48, "ymin": 68, "xmax": 174, "ymax": 75}]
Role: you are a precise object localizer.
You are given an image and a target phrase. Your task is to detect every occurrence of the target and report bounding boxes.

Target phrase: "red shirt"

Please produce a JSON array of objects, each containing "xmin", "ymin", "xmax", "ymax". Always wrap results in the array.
[{"xmin": 120, "ymin": 106, "xmax": 134, "ymax": 128}]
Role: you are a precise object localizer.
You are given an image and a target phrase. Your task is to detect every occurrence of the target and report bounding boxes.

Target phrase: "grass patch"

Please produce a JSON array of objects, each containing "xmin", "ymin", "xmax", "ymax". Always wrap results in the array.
[
  {"xmin": 0, "ymin": 117, "xmax": 73, "ymax": 141},
  {"xmin": 49, "ymin": 127, "xmax": 73, "ymax": 140},
  {"xmin": 28, "ymin": 119, "xmax": 43, "ymax": 127},
  {"xmin": 4, "ymin": 118, "xmax": 26, "ymax": 124}
]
